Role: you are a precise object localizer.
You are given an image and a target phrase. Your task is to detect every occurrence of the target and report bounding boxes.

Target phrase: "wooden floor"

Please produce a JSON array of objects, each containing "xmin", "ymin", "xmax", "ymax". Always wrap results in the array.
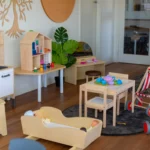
[{"xmin": 0, "ymin": 63, "xmax": 149, "ymax": 150}]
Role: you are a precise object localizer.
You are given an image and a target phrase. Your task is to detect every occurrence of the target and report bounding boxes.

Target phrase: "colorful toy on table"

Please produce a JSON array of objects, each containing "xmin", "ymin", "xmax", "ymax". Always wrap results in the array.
[
  {"xmin": 51, "ymin": 62, "xmax": 54, "ymax": 68},
  {"xmin": 40, "ymin": 65, "xmax": 44, "ymax": 72},
  {"xmin": 95, "ymin": 75, "xmax": 123, "ymax": 86},
  {"xmin": 47, "ymin": 63, "xmax": 51, "ymax": 69},
  {"xmin": 80, "ymin": 58, "xmax": 99, "ymax": 65},
  {"xmin": 33, "ymin": 67, "xmax": 38, "ymax": 72},
  {"xmin": 43, "ymin": 64, "xmax": 47, "ymax": 71}
]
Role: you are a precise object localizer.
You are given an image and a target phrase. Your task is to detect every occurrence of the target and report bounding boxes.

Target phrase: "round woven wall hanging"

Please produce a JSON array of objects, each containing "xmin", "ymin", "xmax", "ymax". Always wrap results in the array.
[{"xmin": 41, "ymin": 0, "xmax": 76, "ymax": 23}]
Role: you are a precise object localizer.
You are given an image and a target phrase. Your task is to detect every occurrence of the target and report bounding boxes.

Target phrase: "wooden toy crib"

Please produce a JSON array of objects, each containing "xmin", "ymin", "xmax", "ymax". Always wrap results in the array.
[{"xmin": 21, "ymin": 107, "xmax": 102, "ymax": 150}]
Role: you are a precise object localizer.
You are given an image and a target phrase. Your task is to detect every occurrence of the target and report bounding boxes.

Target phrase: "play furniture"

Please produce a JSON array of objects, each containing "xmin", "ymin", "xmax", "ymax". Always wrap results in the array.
[
  {"xmin": 15, "ymin": 64, "xmax": 65, "ymax": 102},
  {"xmin": 79, "ymin": 78, "xmax": 135, "ymax": 127},
  {"xmin": 65, "ymin": 56, "xmax": 105, "ymax": 85},
  {"xmin": 85, "ymin": 70, "xmax": 101, "ymax": 82},
  {"xmin": 133, "ymin": 66, "xmax": 150, "ymax": 112},
  {"xmin": 9, "ymin": 139, "xmax": 46, "ymax": 150},
  {"xmin": 84, "ymin": 85, "xmax": 113, "ymax": 128},
  {"xmin": 0, "ymin": 31, "xmax": 4, "ymax": 65},
  {"xmin": 0, "ymin": 66, "xmax": 15, "ymax": 108},
  {"xmin": 20, "ymin": 31, "xmax": 52, "ymax": 71},
  {"xmin": 108, "ymin": 72, "xmax": 129, "ymax": 115},
  {"xmin": 0, "ymin": 99, "xmax": 7, "ymax": 136},
  {"xmin": 21, "ymin": 107, "xmax": 102, "ymax": 150}
]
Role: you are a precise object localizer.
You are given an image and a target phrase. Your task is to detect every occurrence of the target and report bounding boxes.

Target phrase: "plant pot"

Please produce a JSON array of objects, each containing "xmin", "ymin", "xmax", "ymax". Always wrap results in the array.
[{"xmin": 55, "ymin": 76, "xmax": 65, "ymax": 87}]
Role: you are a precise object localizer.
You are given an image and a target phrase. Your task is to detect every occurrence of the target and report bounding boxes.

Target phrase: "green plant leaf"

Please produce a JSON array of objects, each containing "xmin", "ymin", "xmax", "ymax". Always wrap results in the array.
[
  {"xmin": 66, "ymin": 55, "xmax": 76, "ymax": 68},
  {"xmin": 60, "ymin": 53, "xmax": 68, "ymax": 65},
  {"xmin": 54, "ymin": 27, "xmax": 68, "ymax": 44},
  {"xmin": 63, "ymin": 40, "xmax": 78, "ymax": 54},
  {"xmin": 52, "ymin": 42, "xmax": 62, "ymax": 54},
  {"xmin": 52, "ymin": 51, "xmax": 61, "ymax": 64}
]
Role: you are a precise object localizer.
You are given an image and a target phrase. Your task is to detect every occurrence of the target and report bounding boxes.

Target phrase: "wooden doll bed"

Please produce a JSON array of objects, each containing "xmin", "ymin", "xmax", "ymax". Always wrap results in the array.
[{"xmin": 21, "ymin": 107, "xmax": 102, "ymax": 150}]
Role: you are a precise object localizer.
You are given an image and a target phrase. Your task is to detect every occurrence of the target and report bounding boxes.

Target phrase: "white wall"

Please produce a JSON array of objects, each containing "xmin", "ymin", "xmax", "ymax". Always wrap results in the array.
[
  {"xmin": 0, "ymin": 0, "xmax": 81, "ymax": 96},
  {"xmin": 98, "ymin": 0, "xmax": 114, "ymax": 63},
  {"xmin": 80, "ymin": 0, "xmax": 114, "ymax": 64}
]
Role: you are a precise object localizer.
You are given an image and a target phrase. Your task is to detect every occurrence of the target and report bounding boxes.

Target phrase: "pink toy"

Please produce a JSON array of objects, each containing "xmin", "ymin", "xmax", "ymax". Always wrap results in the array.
[
  {"xmin": 103, "ymin": 75, "xmax": 114, "ymax": 82},
  {"xmin": 40, "ymin": 59, "xmax": 44, "ymax": 65},
  {"xmin": 92, "ymin": 58, "xmax": 98, "ymax": 62},
  {"xmin": 80, "ymin": 61, "xmax": 87, "ymax": 64}
]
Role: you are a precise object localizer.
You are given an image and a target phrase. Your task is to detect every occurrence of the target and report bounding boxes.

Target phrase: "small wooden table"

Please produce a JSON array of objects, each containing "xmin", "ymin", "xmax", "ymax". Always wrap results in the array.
[
  {"xmin": 0, "ymin": 99, "xmax": 7, "ymax": 136},
  {"xmin": 15, "ymin": 64, "xmax": 66, "ymax": 102},
  {"xmin": 65, "ymin": 56, "xmax": 105, "ymax": 85},
  {"xmin": 79, "ymin": 79, "xmax": 135, "ymax": 126}
]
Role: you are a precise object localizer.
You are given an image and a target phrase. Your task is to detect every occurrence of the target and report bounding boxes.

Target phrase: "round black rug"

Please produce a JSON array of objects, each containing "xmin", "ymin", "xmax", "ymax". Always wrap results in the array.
[{"xmin": 62, "ymin": 103, "xmax": 149, "ymax": 136}]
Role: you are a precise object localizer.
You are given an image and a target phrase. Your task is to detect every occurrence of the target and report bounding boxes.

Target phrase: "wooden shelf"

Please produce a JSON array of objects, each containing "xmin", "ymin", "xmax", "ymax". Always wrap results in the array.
[{"xmin": 20, "ymin": 31, "xmax": 52, "ymax": 71}]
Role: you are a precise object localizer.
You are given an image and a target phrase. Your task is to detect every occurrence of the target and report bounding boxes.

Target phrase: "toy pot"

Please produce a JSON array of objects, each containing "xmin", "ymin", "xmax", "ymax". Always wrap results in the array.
[{"xmin": 103, "ymin": 75, "xmax": 114, "ymax": 82}]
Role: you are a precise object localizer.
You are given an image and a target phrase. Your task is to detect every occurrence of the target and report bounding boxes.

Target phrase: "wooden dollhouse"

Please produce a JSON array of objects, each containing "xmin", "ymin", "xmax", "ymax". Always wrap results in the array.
[
  {"xmin": 0, "ymin": 31, "xmax": 4, "ymax": 65},
  {"xmin": 20, "ymin": 31, "xmax": 52, "ymax": 71}
]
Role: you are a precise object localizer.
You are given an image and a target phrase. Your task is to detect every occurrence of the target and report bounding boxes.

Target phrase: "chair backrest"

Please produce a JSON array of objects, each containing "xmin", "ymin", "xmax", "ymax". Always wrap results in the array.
[
  {"xmin": 84, "ymin": 84, "xmax": 108, "ymax": 105},
  {"xmin": 108, "ymin": 72, "xmax": 129, "ymax": 79},
  {"xmin": 9, "ymin": 139, "xmax": 46, "ymax": 150}
]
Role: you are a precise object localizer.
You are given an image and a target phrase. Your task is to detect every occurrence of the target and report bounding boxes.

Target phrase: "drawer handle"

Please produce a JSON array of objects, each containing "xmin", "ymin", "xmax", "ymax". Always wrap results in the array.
[{"xmin": 1, "ymin": 74, "xmax": 10, "ymax": 78}]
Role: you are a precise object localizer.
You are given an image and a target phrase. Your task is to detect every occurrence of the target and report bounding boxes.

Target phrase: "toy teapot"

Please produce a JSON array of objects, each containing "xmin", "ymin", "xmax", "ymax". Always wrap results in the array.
[{"xmin": 103, "ymin": 75, "xmax": 114, "ymax": 82}]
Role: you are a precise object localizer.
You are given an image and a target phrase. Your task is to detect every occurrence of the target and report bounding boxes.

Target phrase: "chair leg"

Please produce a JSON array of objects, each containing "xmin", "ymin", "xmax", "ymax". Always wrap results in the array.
[
  {"xmin": 103, "ymin": 109, "xmax": 106, "ymax": 128},
  {"xmin": 117, "ymin": 98, "xmax": 120, "ymax": 116},
  {"xmin": 86, "ymin": 76, "xmax": 88, "ymax": 83},
  {"xmin": 95, "ymin": 109, "xmax": 98, "ymax": 118},
  {"xmin": 124, "ymin": 91, "xmax": 128, "ymax": 110},
  {"xmin": 84, "ymin": 105, "xmax": 87, "ymax": 117}
]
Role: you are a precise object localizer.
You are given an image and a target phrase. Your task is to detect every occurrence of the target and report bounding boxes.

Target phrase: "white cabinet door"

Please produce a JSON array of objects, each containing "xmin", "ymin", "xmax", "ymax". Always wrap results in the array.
[{"xmin": 0, "ymin": 69, "xmax": 14, "ymax": 98}]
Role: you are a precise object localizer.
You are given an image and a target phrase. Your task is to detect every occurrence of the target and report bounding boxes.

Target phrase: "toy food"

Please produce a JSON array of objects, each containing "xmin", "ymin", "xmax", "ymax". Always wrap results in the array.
[
  {"xmin": 95, "ymin": 75, "xmax": 122, "ymax": 86},
  {"xmin": 104, "ymin": 75, "xmax": 114, "ymax": 82}
]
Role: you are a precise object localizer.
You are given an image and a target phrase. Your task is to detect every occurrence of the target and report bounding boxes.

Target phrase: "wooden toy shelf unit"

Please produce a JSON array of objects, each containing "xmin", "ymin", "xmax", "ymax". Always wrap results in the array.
[{"xmin": 20, "ymin": 31, "xmax": 52, "ymax": 71}]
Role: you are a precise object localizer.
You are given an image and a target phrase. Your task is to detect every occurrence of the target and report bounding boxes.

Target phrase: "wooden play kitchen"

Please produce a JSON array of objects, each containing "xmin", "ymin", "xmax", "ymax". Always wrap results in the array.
[
  {"xmin": 0, "ymin": 99, "xmax": 7, "ymax": 136},
  {"xmin": 21, "ymin": 107, "xmax": 102, "ymax": 150},
  {"xmin": 79, "ymin": 75, "xmax": 135, "ymax": 127},
  {"xmin": 65, "ymin": 56, "xmax": 105, "ymax": 85}
]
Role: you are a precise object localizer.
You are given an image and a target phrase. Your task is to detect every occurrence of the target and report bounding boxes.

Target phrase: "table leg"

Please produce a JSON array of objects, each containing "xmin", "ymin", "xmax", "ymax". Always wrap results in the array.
[
  {"xmin": 43, "ymin": 74, "xmax": 47, "ymax": 88},
  {"xmin": 132, "ymin": 85, "xmax": 135, "ymax": 113},
  {"xmin": 79, "ymin": 88, "xmax": 82, "ymax": 117},
  {"xmin": 113, "ymin": 95, "xmax": 117, "ymax": 126},
  {"xmin": 60, "ymin": 69, "xmax": 64, "ymax": 94},
  {"xmin": 38, "ymin": 75, "xmax": 42, "ymax": 102}
]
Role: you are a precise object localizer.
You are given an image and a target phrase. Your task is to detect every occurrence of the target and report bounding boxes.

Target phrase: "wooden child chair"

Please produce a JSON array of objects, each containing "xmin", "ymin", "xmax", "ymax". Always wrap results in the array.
[
  {"xmin": 108, "ymin": 72, "xmax": 129, "ymax": 115},
  {"xmin": 84, "ymin": 84, "xmax": 114, "ymax": 128}
]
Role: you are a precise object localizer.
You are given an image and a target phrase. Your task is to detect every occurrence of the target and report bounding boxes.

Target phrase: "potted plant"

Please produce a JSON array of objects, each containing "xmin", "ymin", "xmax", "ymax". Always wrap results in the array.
[{"xmin": 52, "ymin": 27, "xmax": 78, "ymax": 87}]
